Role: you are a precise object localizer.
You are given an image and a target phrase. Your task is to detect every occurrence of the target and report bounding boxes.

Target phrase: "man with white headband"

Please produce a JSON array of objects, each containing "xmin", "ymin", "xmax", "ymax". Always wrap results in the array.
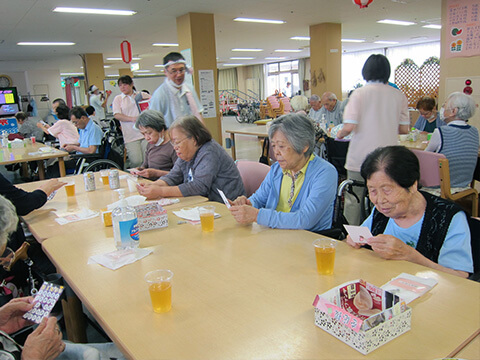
[
  {"xmin": 149, "ymin": 52, "xmax": 203, "ymax": 127},
  {"xmin": 89, "ymin": 84, "xmax": 110, "ymax": 120}
]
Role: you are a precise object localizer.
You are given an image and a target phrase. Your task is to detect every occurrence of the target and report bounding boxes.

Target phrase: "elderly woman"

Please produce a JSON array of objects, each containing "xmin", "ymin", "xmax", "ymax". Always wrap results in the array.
[
  {"xmin": 413, "ymin": 97, "xmax": 445, "ymax": 133},
  {"xmin": 425, "ymin": 92, "xmax": 479, "ymax": 188},
  {"xmin": 290, "ymin": 95, "xmax": 309, "ymax": 115},
  {"xmin": 337, "ymin": 54, "xmax": 410, "ymax": 225},
  {"xmin": 230, "ymin": 113, "xmax": 337, "ymax": 232},
  {"xmin": 137, "ymin": 115, "xmax": 245, "ymax": 202},
  {"xmin": 131, "ymin": 110, "xmax": 177, "ymax": 180},
  {"xmin": 14, "ymin": 111, "xmax": 44, "ymax": 140},
  {"xmin": 37, "ymin": 104, "xmax": 79, "ymax": 147},
  {"xmin": 347, "ymin": 146, "xmax": 473, "ymax": 278}
]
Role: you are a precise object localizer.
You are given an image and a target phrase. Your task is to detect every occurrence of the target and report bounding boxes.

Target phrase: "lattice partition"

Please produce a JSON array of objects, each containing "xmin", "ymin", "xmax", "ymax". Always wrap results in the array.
[{"xmin": 395, "ymin": 57, "xmax": 440, "ymax": 108}]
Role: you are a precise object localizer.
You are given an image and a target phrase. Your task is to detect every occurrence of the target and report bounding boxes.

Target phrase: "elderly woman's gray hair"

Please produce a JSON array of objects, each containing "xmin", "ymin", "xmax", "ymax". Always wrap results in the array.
[
  {"xmin": 135, "ymin": 109, "xmax": 167, "ymax": 132},
  {"xmin": 170, "ymin": 115, "xmax": 212, "ymax": 147},
  {"xmin": 290, "ymin": 95, "xmax": 309, "ymax": 113},
  {"xmin": 446, "ymin": 92, "xmax": 476, "ymax": 121},
  {"xmin": 268, "ymin": 113, "xmax": 315, "ymax": 157},
  {"xmin": 0, "ymin": 195, "xmax": 18, "ymax": 249}
]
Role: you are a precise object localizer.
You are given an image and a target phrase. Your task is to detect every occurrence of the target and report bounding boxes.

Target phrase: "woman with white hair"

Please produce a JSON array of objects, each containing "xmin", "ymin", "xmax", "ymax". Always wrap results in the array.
[
  {"xmin": 290, "ymin": 95, "xmax": 308, "ymax": 115},
  {"xmin": 425, "ymin": 92, "xmax": 479, "ymax": 188}
]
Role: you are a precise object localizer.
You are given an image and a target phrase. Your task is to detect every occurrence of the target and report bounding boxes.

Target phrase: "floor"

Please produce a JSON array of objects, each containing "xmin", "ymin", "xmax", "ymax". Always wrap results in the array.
[{"xmin": 220, "ymin": 115, "xmax": 262, "ymax": 162}]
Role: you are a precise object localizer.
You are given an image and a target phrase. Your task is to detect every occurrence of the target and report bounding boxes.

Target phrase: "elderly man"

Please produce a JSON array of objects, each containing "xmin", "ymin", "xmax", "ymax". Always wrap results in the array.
[
  {"xmin": 63, "ymin": 106, "xmax": 103, "ymax": 155},
  {"xmin": 318, "ymin": 92, "xmax": 345, "ymax": 126},
  {"xmin": 308, "ymin": 94, "xmax": 322, "ymax": 123},
  {"xmin": 149, "ymin": 52, "xmax": 203, "ymax": 127}
]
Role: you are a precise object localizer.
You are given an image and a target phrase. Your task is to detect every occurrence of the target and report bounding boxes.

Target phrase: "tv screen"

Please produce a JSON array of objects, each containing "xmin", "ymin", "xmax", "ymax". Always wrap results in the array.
[{"xmin": 0, "ymin": 87, "xmax": 20, "ymax": 117}]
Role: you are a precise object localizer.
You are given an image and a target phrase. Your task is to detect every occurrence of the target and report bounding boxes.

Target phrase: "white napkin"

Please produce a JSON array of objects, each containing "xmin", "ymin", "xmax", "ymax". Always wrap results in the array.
[
  {"xmin": 172, "ymin": 207, "xmax": 220, "ymax": 222},
  {"xmin": 107, "ymin": 195, "xmax": 147, "ymax": 211},
  {"xmin": 54, "ymin": 208, "xmax": 99, "ymax": 225},
  {"xmin": 38, "ymin": 146, "xmax": 55, "ymax": 153},
  {"xmin": 381, "ymin": 273, "xmax": 438, "ymax": 304},
  {"xmin": 88, "ymin": 248, "xmax": 153, "ymax": 270}
]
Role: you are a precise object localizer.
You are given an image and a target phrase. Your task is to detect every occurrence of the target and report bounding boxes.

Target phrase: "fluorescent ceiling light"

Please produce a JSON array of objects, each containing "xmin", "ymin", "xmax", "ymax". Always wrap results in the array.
[
  {"xmin": 136, "ymin": 73, "xmax": 157, "ymax": 76},
  {"xmin": 374, "ymin": 41, "xmax": 399, "ymax": 44},
  {"xmin": 234, "ymin": 17, "xmax": 285, "ymax": 24},
  {"xmin": 154, "ymin": 64, "xmax": 164, "ymax": 67},
  {"xmin": 133, "ymin": 69, "xmax": 151, "ymax": 72},
  {"xmin": 377, "ymin": 19, "xmax": 415, "ymax": 26},
  {"xmin": 265, "ymin": 57, "xmax": 286, "ymax": 60},
  {"xmin": 106, "ymin": 74, "xmax": 119, "ymax": 77},
  {"xmin": 152, "ymin": 43, "xmax": 179, "ymax": 47},
  {"xmin": 17, "ymin": 42, "xmax": 75, "ymax": 46},
  {"xmin": 341, "ymin": 39, "xmax": 365, "ymax": 43},
  {"xmin": 53, "ymin": 7, "xmax": 136, "ymax": 16},
  {"xmin": 106, "ymin": 57, "xmax": 141, "ymax": 61},
  {"xmin": 290, "ymin": 36, "xmax": 310, "ymax": 41},
  {"xmin": 223, "ymin": 64, "xmax": 242, "ymax": 66},
  {"xmin": 103, "ymin": 65, "xmax": 111, "ymax": 68},
  {"xmin": 230, "ymin": 57, "xmax": 254, "ymax": 60},
  {"xmin": 232, "ymin": 48, "xmax": 263, "ymax": 52},
  {"xmin": 274, "ymin": 49, "xmax": 301, "ymax": 52},
  {"xmin": 423, "ymin": 24, "xmax": 441, "ymax": 29},
  {"xmin": 60, "ymin": 72, "xmax": 84, "ymax": 76}
]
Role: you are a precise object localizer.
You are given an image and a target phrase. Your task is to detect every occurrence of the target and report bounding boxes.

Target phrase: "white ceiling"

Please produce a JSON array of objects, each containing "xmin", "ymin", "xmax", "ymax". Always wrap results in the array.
[{"xmin": 0, "ymin": 0, "xmax": 442, "ymax": 76}]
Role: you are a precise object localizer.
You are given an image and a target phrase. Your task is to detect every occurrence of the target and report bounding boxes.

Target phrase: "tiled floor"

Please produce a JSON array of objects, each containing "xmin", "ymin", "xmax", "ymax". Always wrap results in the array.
[{"xmin": 220, "ymin": 115, "xmax": 263, "ymax": 162}]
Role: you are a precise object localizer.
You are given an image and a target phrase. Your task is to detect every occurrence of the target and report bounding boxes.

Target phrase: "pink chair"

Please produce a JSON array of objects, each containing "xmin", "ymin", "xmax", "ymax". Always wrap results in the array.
[
  {"xmin": 236, "ymin": 160, "xmax": 271, "ymax": 197},
  {"xmin": 411, "ymin": 149, "xmax": 445, "ymax": 187}
]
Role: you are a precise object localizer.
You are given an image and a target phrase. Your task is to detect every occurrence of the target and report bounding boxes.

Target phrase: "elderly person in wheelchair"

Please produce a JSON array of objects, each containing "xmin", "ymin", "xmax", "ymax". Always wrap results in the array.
[
  {"xmin": 230, "ymin": 113, "xmax": 338, "ymax": 232},
  {"xmin": 346, "ymin": 146, "xmax": 473, "ymax": 278}
]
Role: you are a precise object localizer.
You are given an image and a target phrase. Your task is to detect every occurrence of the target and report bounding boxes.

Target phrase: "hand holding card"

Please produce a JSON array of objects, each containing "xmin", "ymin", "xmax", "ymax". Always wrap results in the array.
[
  {"xmin": 217, "ymin": 188, "xmax": 231, "ymax": 209},
  {"xmin": 23, "ymin": 282, "xmax": 64, "ymax": 324},
  {"xmin": 344, "ymin": 225, "xmax": 373, "ymax": 244}
]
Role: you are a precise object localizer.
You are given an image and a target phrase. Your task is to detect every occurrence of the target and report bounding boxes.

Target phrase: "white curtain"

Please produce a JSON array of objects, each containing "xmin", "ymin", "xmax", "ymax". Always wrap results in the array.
[
  {"xmin": 251, "ymin": 64, "xmax": 265, "ymax": 100},
  {"xmin": 386, "ymin": 42, "xmax": 440, "ymax": 72},
  {"xmin": 218, "ymin": 68, "xmax": 238, "ymax": 91},
  {"xmin": 342, "ymin": 49, "xmax": 385, "ymax": 92}
]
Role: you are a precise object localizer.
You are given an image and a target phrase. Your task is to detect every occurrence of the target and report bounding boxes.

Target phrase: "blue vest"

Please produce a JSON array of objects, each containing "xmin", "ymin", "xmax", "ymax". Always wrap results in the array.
[{"xmin": 438, "ymin": 124, "xmax": 479, "ymax": 187}]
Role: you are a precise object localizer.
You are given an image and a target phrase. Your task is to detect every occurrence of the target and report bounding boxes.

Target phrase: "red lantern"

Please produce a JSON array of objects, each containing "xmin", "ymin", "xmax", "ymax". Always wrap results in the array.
[
  {"xmin": 353, "ymin": 0, "xmax": 373, "ymax": 8},
  {"xmin": 120, "ymin": 40, "xmax": 132, "ymax": 64}
]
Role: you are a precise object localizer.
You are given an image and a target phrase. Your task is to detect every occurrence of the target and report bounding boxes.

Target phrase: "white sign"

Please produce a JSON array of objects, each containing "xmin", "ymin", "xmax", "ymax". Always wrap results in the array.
[{"xmin": 198, "ymin": 70, "xmax": 217, "ymax": 118}]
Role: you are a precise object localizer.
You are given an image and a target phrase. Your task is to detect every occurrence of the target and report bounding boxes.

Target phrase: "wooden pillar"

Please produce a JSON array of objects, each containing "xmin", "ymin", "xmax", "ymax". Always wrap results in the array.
[
  {"xmin": 83, "ymin": 53, "xmax": 105, "ymax": 93},
  {"xmin": 176, "ymin": 13, "xmax": 221, "ymax": 142},
  {"xmin": 119, "ymin": 68, "xmax": 134, "ymax": 77},
  {"xmin": 309, "ymin": 23, "xmax": 342, "ymax": 98}
]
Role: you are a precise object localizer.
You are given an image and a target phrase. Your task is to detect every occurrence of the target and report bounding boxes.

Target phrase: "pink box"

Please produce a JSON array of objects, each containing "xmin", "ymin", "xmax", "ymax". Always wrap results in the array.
[{"xmin": 134, "ymin": 202, "xmax": 168, "ymax": 231}]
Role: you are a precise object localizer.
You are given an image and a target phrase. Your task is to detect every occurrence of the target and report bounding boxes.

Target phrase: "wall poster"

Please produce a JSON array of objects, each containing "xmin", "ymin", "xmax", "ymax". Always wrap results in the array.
[{"xmin": 446, "ymin": 0, "xmax": 480, "ymax": 58}]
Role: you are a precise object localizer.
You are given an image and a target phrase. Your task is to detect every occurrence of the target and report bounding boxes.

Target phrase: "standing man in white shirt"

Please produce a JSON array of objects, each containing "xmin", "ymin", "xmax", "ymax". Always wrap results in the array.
[
  {"xmin": 149, "ymin": 52, "xmax": 203, "ymax": 128},
  {"xmin": 88, "ymin": 85, "xmax": 111, "ymax": 120}
]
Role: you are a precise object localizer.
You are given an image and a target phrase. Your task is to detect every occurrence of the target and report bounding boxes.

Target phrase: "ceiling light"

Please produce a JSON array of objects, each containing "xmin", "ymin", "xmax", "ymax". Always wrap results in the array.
[
  {"xmin": 154, "ymin": 64, "xmax": 164, "ymax": 68},
  {"xmin": 290, "ymin": 36, "xmax": 310, "ymax": 41},
  {"xmin": 230, "ymin": 57, "xmax": 255, "ymax": 60},
  {"xmin": 53, "ymin": 7, "xmax": 136, "ymax": 16},
  {"xmin": 60, "ymin": 72, "xmax": 84, "ymax": 76},
  {"xmin": 103, "ymin": 65, "xmax": 111, "ymax": 68},
  {"xmin": 232, "ymin": 48, "xmax": 263, "ymax": 52},
  {"xmin": 136, "ymin": 73, "xmax": 157, "ymax": 76},
  {"xmin": 106, "ymin": 74, "xmax": 119, "ymax": 77},
  {"xmin": 374, "ymin": 41, "xmax": 399, "ymax": 44},
  {"xmin": 234, "ymin": 17, "xmax": 285, "ymax": 24},
  {"xmin": 106, "ymin": 57, "xmax": 141, "ymax": 61},
  {"xmin": 223, "ymin": 64, "xmax": 242, "ymax": 66},
  {"xmin": 152, "ymin": 43, "xmax": 179, "ymax": 47},
  {"xmin": 17, "ymin": 42, "xmax": 75, "ymax": 46},
  {"xmin": 274, "ymin": 49, "xmax": 301, "ymax": 53},
  {"xmin": 265, "ymin": 57, "xmax": 286, "ymax": 60},
  {"xmin": 377, "ymin": 19, "xmax": 416, "ymax": 26},
  {"xmin": 133, "ymin": 69, "xmax": 151, "ymax": 72},
  {"xmin": 423, "ymin": 24, "xmax": 441, "ymax": 29},
  {"xmin": 341, "ymin": 39, "xmax": 365, "ymax": 43}
]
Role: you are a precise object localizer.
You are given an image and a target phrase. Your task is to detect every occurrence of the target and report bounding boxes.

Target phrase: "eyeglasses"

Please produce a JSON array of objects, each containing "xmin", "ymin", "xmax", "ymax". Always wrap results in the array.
[
  {"xmin": 171, "ymin": 137, "xmax": 191, "ymax": 147},
  {"xmin": 167, "ymin": 67, "xmax": 186, "ymax": 75}
]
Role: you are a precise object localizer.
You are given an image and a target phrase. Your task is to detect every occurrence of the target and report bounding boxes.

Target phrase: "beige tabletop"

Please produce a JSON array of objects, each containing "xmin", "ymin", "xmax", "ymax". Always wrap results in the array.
[
  {"xmin": 225, "ymin": 125, "xmax": 268, "ymax": 160},
  {"xmin": 0, "ymin": 142, "xmax": 68, "ymax": 178},
  {"xmin": 18, "ymin": 172, "xmax": 207, "ymax": 242},
  {"xmin": 42, "ymin": 203, "xmax": 480, "ymax": 360},
  {"xmin": 452, "ymin": 329, "xmax": 480, "ymax": 359},
  {"xmin": 398, "ymin": 133, "xmax": 429, "ymax": 151}
]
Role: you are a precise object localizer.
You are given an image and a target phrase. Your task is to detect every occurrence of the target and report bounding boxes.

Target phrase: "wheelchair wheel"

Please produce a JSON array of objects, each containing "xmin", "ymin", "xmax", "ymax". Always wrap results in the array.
[{"xmin": 82, "ymin": 159, "xmax": 121, "ymax": 173}]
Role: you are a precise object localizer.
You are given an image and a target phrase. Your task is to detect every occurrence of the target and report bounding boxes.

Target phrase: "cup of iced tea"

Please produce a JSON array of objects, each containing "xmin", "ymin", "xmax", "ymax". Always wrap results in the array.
[
  {"xmin": 100, "ymin": 170, "xmax": 109, "ymax": 185},
  {"xmin": 198, "ymin": 205, "xmax": 215, "ymax": 232},
  {"xmin": 145, "ymin": 269, "xmax": 173, "ymax": 313},
  {"xmin": 313, "ymin": 239, "xmax": 336, "ymax": 275},
  {"xmin": 64, "ymin": 181, "xmax": 75, "ymax": 197}
]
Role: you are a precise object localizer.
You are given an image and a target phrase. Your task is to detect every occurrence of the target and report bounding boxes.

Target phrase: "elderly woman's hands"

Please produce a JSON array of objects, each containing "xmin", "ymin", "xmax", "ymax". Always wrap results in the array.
[
  {"xmin": 230, "ymin": 204, "xmax": 259, "ymax": 225},
  {"xmin": 345, "ymin": 235, "xmax": 362, "ymax": 249},
  {"xmin": 22, "ymin": 317, "xmax": 65, "ymax": 360},
  {"xmin": 229, "ymin": 196, "xmax": 251, "ymax": 206},
  {"xmin": 0, "ymin": 297, "xmax": 34, "ymax": 334},
  {"xmin": 367, "ymin": 234, "xmax": 415, "ymax": 261},
  {"xmin": 136, "ymin": 183, "xmax": 163, "ymax": 200},
  {"xmin": 38, "ymin": 179, "xmax": 66, "ymax": 197}
]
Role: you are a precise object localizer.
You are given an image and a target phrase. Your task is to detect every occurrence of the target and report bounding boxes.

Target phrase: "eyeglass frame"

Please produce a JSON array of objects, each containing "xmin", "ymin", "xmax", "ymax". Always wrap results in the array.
[
  {"xmin": 171, "ymin": 136, "xmax": 191, "ymax": 148},
  {"xmin": 166, "ymin": 67, "xmax": 186, "ymax": 75}
]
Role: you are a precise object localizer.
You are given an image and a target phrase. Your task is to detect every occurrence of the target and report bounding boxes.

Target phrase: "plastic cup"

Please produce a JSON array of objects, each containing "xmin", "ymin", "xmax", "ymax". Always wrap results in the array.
[
  {"xmin": 313, "ymin": 239, "xmax": 336, "ymax": 275},
  {"xmin": 127, "ymin": 177, "xmax": 137, "ymax": 192},
  {"xmin": 145, "ymin": 270, "xmax": 173, "ymax": 313},
  {"xmin": 198, "ymin": 205, "xmax": 215, "ymax": 232},
  {"xmin": 100, "ymin": 170, "xmax": 109, "ymax": 185},
  {"xmin": 427, "ymin": 133, "xmax": 432, "ymax": 141},
  {"xmin": 64, "ymin": 181, "xmax": 75, "ymax": 197}
]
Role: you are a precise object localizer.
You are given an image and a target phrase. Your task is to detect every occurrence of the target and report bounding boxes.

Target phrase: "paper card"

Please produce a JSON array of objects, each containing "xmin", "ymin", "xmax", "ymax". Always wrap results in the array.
[
  {"xmin": 217, "ymin": 188, "xmax": 231, "ymax": 209},
  {"xmin": 23, "ymin": 282, "xmax": 64, "ymax": 324},
  {"xmin": 344, "ymin": 225, "xmax": 373, "ymax": 244}
]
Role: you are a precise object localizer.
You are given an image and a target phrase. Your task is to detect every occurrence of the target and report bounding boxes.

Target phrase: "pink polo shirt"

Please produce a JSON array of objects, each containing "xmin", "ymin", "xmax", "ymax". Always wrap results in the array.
[
  {"xmin": 112, "ymin": 91, "xmax": 151, "ymax": 143},
  {"xmin": 48, "ymin": 120, "xmax": 79, "ymax": 147}
]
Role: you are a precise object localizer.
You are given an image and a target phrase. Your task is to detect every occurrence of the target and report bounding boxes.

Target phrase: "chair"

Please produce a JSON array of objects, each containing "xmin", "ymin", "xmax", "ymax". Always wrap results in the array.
[
  {"xmin": 236, "ymin": 160, "xmax": 270, "ymax": 197},
  {"xmin": 411, "ymin": 149, "xmax": 478, "ymax": 217},
  {"xmin": 324, "ymin": 137, "xmax": 349, "ymax": 181}
]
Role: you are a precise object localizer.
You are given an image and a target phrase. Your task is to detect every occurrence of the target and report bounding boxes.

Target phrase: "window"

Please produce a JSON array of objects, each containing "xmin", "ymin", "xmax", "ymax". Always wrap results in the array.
[{"xmin": 266, "ymin": 60, "xmax": 299, "ymax": 96}]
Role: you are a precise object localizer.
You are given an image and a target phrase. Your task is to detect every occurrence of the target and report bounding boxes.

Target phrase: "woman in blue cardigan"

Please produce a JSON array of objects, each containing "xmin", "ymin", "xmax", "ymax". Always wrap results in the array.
[{"xmin": 230, "ymin": 113, "xmax": 338, "ymax": 232}]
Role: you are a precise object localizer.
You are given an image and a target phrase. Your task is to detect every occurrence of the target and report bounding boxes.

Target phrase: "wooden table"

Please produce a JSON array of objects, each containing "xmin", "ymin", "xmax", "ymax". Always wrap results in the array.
[
  {"xmin": 41, "ymin": 203, "xmax": 480, "ymax": 360},
  {"xmin": 0, "ymin": 142, "xmax": 68, "ymax": 179},
  {"xmin": 18, "ymin": 172, "xmax": 208, "ymax": 242},
  {"xmin": 225, "ymin": 125, "xmax": 268, "ymax": 160},
  {"xmin": 398, "ymin": 133, "xmax": 429, "ymax": 151}
]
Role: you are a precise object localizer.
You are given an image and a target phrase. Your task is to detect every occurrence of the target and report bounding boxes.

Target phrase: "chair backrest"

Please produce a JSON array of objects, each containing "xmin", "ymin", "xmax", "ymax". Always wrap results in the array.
[
  {"xmin": 236, "ymin": 160, "xmax": 270, "ymax": 197},
  {"xmin": 411, "ymin": 149, "xmax": 446, "ymax": 187},
  {"xmin": 325, "ymin": 137, "xmax": 349, "ymax": 177}
]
